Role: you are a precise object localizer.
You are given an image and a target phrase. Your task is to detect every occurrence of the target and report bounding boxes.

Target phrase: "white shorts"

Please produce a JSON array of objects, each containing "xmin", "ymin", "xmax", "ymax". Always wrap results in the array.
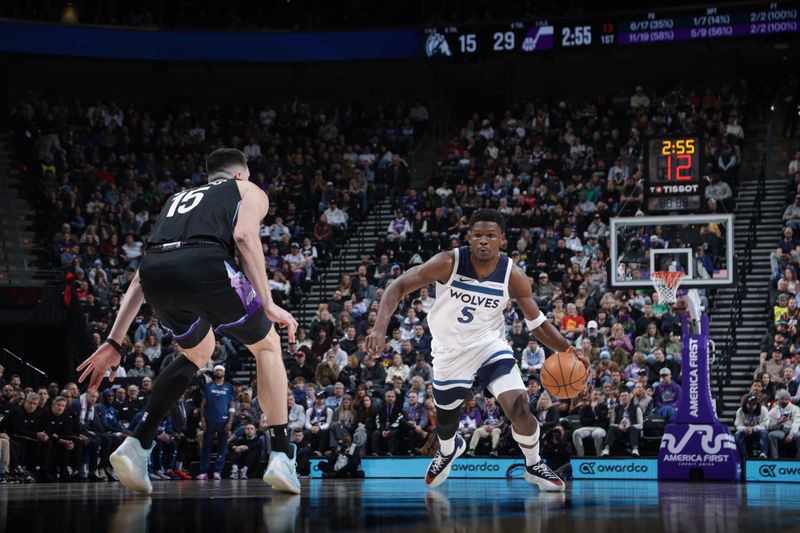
[{"xmin": 431, "ymin": 337, "xmax": 525, "ymax": 410}]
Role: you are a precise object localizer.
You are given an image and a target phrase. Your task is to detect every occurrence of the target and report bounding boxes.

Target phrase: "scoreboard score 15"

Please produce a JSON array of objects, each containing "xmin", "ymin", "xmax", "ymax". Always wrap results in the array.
[{"xmin": 644, "ymin": 136, "xmax": 704, "ymax": 213}]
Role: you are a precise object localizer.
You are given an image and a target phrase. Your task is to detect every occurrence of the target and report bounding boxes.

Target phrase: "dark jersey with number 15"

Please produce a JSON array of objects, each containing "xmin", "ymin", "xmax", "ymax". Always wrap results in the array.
[{"xmin": 148, "ymin": 178, "xmax": 242, "ymax": 256}]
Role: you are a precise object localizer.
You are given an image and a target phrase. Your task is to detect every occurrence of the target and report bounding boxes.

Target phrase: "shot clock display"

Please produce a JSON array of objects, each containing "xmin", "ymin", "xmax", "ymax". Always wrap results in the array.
[{"xmin": 644, "ymin": 137, "xmax": 703, "ymax": 213}]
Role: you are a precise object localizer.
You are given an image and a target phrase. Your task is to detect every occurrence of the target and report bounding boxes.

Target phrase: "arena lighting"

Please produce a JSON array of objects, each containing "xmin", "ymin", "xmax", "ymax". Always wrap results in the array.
[{"xmin": 61, "ymin": 3, "xmax": 79, "ymax": 24}]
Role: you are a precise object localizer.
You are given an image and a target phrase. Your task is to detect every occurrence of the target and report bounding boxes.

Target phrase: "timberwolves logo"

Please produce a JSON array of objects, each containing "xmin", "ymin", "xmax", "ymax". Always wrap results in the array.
[{"xmin": 425, "ymin": 32, "xmax": 452, "ymax": 57}]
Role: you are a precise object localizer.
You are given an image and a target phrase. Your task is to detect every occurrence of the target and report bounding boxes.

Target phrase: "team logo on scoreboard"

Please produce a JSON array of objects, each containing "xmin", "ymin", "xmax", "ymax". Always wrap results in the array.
[
  {"xmin": 425, "ymin": 32, "xmax": 452, "ymax": 57},
  {"xmin": 521, "ymin": 25, "xmax": 554, "ymax": 51}
]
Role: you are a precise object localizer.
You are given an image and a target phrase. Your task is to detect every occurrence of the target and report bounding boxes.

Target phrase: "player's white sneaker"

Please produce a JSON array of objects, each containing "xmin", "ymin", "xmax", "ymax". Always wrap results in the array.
[
  {"xmin": 524, "ymin": 461, "xmax": 565, "ymax": 492},
  {"xmin": 110, "ymin": 436, "xmax": 156, "ymax": 494},
  {"xmin": 425, "ymin": 435, "xmax": 467, "ymax": 488},
  {"xmin": 263, "ymin": 445, "xmax": 301, "ymax": 495}
]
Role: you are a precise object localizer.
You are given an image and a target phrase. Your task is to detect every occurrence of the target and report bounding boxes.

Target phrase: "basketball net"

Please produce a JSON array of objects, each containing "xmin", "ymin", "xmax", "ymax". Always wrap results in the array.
[{"xmin": 651, "ymin": 271, "xmax": 685, "ymax": 304}]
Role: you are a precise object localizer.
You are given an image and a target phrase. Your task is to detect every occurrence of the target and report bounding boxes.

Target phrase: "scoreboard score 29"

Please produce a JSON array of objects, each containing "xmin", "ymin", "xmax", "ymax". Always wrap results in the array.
[{"xmin": 644, "ymin": 136, "xmax": 704, "ymax": 214}]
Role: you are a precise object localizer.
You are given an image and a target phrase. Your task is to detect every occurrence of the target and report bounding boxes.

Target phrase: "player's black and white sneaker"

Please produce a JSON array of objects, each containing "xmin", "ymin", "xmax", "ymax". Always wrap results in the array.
[
  {"xmin": 425, "ymin": 435, "xmax": 467, "ymax": 488},
  {"xmin": 524, "ymin": 461, "xmax": 565, "ymax": 492}
]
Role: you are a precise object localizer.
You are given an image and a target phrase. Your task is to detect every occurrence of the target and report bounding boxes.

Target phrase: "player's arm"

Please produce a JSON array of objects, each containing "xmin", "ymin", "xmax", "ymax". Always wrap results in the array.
[
  {"xmin": 76, "ymin": 269, "xmax": 145, "ymax": 390},
  {"xmin": 366, "ymin": 251, "xmax": 453, "ymax": 355},
  {"xmin": 108, "ymin": 269, "xmax": 145, "ymax": 345},
  {"xmin": 234, "ymin": 181, "xmax": 297, "ymax": 341},
  {"xmin": 508, "ymin": 265, "xmax": 588, "ymax": 367}
]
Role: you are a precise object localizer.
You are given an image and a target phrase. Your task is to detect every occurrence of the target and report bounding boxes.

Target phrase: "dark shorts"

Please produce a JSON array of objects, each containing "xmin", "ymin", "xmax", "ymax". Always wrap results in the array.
[{"xmin": 139, "ymin": 245, "xmax": 272, "ymax": 349}]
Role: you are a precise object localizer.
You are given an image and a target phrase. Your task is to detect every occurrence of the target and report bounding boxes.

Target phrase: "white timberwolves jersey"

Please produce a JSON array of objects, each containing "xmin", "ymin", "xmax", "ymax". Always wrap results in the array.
[{"xmin": 427, "ymin": 246, "xmax": 512, "ymax": 349}]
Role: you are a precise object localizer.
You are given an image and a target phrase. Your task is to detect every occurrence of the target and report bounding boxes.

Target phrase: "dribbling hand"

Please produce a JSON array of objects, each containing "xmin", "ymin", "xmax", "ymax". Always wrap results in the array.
[
  {"xmin": 76, "ymin": 342, "xmax": 121, "ymax": 391},
  {"xmin": 265, "ymin": 304, "xmax": 298, "ymax": 344},
  {"xmin": 365, "ymin": 331, "xmax": 385, "ymax": 356},
  {"xmin": 566, "ymin": 345, "xmax": 590, "ymax": 370}
]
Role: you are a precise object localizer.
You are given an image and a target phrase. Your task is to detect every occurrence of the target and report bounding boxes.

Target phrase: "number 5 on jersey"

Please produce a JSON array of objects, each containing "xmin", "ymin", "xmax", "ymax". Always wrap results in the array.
[
  {"xmin": 458, "ymin": 305, "xmax": 476, "ymax": 324},
  {"xmin": 166, "ymin": 186, "xmax": 210, "ymax": 217}
]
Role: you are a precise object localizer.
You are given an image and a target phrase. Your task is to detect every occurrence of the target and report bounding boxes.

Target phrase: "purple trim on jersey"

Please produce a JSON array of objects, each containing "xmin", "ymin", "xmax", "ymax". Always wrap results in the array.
[
  {"xmin": 163, "ymin": 317, "xmax": 202, "ymax": 340},
  {"xmin": 214, "ymin": 313, "xmax": 249, "ymax": 334},
  {"xmin": 215, "ymin": 261, "xmax": 263, "ymax": 333}
]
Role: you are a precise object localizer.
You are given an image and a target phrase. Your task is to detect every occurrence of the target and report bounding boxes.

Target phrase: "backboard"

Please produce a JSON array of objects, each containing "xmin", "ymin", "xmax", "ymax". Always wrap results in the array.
[{"xmin": 609, "ymin": 214, "xmax": 734, "ymax": 289}]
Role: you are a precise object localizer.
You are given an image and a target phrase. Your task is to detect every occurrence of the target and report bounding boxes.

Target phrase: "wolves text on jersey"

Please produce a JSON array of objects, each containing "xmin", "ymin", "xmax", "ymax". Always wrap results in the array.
[{"xmin": 448, "ymin": 288, "xmax": 501, "ymax": 309}]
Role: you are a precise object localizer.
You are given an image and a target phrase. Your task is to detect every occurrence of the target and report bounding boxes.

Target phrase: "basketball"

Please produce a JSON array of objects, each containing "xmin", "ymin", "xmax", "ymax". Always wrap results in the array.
[{"xmin": 540, "ymin": 351, "xmax": 589, "ymax": 399}]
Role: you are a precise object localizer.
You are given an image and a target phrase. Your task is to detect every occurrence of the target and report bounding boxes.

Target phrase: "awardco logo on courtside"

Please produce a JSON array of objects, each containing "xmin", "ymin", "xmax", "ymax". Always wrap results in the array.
[
  {"xmin": 451, "ymin": 462, "xmax": 501, "ymax": 472},
  {"xmin": 572, "ymin": 458, "xmax": 656, "ymax": 479},
  {"xmin": 308, "ymin": 457, "xmax": 522, "ymax": 479},
  {"xmin": 748, "ymin": 461, "xmax": 800, "ymax": 482}
]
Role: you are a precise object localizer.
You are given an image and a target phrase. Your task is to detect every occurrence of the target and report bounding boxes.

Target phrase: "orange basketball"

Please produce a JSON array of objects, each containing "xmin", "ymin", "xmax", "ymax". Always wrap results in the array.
[{"xmin": 540, "ymin": 351, "xmax": 589, "ymax": 399}]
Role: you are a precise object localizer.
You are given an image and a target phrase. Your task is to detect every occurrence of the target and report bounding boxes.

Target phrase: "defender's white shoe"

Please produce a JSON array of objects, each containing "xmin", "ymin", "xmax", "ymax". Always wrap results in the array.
[
  {"xmin": 110, "ymin": 437, "xmax": 155, "ymax": 494},
  {"xmin": 263, "ymin": 445, "xmax": 301, "ymax": 495}
]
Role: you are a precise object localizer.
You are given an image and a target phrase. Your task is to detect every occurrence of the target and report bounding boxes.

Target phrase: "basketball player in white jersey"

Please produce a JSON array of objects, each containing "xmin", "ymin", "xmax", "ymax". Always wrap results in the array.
[{"xmin": 367, "ymin": 209, "xmax": 587, "ymax": 491}]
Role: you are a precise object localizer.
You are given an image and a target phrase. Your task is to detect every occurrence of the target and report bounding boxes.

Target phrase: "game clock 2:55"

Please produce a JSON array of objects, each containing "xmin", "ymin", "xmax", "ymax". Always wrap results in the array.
[
  {"xmin": 561, "ymin": 25, "xmax": 593, "ymax": 46},
  {"xmin": 660, "ymin": 138, "xmax": 696, "ymax": 155}
]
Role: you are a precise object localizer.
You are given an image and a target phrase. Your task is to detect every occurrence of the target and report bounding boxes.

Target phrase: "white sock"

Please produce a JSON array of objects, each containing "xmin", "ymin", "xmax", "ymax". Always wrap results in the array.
[
  {"xmin": 513, "ymin": 426, "xmax": 541, "ymax": 466},
  {"xmin": 176, "ymin": 461, "xmax": 183, "ymax": 471},
  {"xmin": 439, "ymin": 436, "xmax": 455, "ymax": 455}
]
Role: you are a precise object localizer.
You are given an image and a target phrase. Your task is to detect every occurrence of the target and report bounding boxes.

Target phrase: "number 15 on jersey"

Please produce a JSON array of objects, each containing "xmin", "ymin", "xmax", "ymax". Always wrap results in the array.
[{"xmin": 166, "ymin": 186, "xmax": 210, "ymax": 217}]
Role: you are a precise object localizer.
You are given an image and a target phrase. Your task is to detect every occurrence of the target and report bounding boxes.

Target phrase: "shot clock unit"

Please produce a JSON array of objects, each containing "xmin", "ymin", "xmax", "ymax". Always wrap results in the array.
[{"xmin": 644, "ymin": 136, "xmax": 704, "ymax": 214}]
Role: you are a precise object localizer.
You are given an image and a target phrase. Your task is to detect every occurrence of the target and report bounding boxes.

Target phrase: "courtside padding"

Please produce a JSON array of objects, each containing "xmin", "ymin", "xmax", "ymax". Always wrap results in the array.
[{"xmin": 309, "ymin": 457, "xmax": 800, "ymax": 482}]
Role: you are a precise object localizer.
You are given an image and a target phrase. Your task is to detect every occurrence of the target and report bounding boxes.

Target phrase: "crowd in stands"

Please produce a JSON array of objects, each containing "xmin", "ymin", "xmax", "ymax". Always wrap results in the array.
[
  {"xmin": 3, "ymin": 94, "xmax": 423, "ymax": 481},
  {"xmin": 284, "ymin": 82, "xmax": 755, "ymax": 466},
  {"xmin": 740, "ymin": 146, "xmax": 800, "ymax": 460},
  {"xmin": 7, "ymin": 80, "xmax": 795, "ymax": 483}
]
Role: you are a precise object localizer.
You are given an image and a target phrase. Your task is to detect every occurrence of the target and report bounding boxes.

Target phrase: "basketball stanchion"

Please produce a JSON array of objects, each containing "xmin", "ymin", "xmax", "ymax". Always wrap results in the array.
[{"xmin": 656, "ymin": 280, "xmax": 740, "ymax": 481}]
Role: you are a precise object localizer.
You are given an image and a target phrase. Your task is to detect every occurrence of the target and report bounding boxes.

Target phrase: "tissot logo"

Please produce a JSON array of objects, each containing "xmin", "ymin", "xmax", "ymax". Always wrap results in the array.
[
  {"xmin": 759, "ymin": 464, "xmax": 777, "ymax": 478},
  {"xmin": 650, "ymin": 184, "xmax": 699, "ymax": 194}
]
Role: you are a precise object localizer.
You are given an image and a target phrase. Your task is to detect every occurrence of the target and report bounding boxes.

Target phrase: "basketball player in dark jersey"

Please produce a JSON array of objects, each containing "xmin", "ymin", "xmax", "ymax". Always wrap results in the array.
[{"xmin": 77, "ymin": 148, "xmax": 301, "ymax": 495}]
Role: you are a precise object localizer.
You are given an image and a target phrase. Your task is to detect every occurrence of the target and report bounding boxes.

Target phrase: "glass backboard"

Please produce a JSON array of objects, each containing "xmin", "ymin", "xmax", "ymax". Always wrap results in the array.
[{"xmin": 609, "ymin": 214, "xmax": 734, "ymax": 288}]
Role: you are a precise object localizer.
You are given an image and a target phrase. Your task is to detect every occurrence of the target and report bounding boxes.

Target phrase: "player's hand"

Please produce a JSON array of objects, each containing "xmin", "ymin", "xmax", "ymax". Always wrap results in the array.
[
  {"xmin": 76, "ymin": 342, "xmax": 122, "ymax": 391},
  {"xmin": 265, "ymin": 303, "xmax": 298, "ymax": 344},
  {"xmin": 365, "ymin": 330, "xmax": 385, "ymax": 356},
  {"xmin": 566, "ymin": 345, "xmax": 590, "ymax": 370}
]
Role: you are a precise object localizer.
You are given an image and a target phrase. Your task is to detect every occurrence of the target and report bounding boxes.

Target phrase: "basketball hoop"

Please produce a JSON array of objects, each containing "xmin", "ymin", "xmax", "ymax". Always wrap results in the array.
[{"xmin": 652, "ymin": 271, "xmax": 685, "ymax": 304}]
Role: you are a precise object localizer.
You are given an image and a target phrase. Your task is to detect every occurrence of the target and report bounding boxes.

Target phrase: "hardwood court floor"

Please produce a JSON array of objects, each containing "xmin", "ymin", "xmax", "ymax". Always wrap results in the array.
[{"xmin": 1, "ymin": 478, "xmax": 798, "ymax": 532}]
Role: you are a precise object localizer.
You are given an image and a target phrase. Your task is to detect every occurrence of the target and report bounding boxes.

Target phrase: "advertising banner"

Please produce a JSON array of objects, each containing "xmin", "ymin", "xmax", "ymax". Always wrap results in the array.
[
  {"xmin": 745, "ymin": 460, "xmax": 800, "ymax": 482},
  {"xmin": 309, "ymin": 457, "xmax": 527, "ymax": 479},
  {"xmin": 658, "ymin": 315, "xmax": 740, "ymax": 480},
  {"xmin": 571, "ymin": 458, "xmax": 658, "ymax": 480}
]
